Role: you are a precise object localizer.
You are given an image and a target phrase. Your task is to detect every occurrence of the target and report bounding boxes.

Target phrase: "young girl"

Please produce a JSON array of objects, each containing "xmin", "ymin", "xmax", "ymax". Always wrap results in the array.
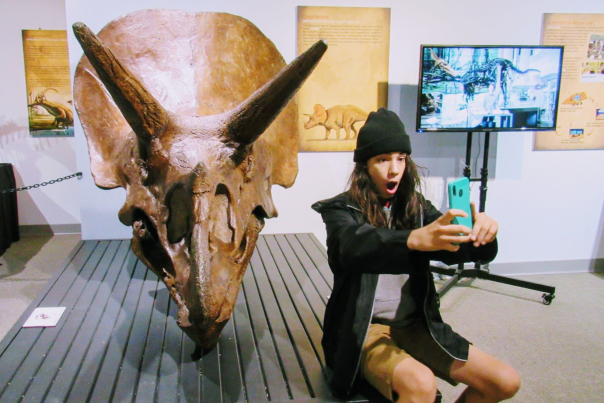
[{"xmin": 312, "ymin": 108, "xmax": 521, "ymax": 403}]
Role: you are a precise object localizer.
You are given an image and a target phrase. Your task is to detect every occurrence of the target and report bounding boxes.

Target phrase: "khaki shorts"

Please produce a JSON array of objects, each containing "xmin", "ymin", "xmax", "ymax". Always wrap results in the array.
[{"xmin": 361, "ymin": 322, "xmax": 459, "ymax": 402}]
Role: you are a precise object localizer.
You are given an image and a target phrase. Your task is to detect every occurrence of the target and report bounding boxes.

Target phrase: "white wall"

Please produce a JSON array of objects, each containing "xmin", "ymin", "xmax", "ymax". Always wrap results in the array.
[
  {"xmin": 64, "ymin": 0, "xmax": 604, "ymax": 271},
  {"xmin": 0, "ymin": 0, "xmax": 80, "ymax": 230}
]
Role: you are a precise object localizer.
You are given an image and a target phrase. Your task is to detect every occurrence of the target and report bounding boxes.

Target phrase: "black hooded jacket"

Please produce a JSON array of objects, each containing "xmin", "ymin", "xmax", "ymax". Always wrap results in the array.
[{"xmin": 311, "ymin": 191, "xmax": 498, "ymax": 399}]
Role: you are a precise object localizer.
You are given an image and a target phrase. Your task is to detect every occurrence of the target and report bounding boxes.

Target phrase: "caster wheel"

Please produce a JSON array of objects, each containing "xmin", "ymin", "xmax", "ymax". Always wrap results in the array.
[{"xmin": 542, "ymin": 293, "xmax": 555, "ymax": 305}]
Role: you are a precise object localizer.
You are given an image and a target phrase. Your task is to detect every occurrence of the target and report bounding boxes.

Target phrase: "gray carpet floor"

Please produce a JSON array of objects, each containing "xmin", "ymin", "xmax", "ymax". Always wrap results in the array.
[
  {"xmin": 435, "ymin": 272, "xmax": 604, "ymax": 402},
  {"xmin": 1, "ymin": 234, "xmax": 602, "ymax": 402}
]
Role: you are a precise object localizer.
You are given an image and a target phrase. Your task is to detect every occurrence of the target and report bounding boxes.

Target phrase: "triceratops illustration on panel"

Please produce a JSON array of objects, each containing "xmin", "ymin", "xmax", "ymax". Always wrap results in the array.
[{"xmin": 72, "ymin": 9, "xmax": 326, "ymax": 349}]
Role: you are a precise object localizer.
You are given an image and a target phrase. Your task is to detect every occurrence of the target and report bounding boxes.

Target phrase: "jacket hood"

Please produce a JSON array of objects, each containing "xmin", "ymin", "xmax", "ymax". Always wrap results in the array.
[{"xmin": 311, "ymin": 191, "xmax": 357, "ymax": 213}]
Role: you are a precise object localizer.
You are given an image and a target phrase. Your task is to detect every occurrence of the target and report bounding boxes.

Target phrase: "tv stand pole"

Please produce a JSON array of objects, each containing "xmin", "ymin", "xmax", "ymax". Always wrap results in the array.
[{"xmin": 432, "ymin": 131, "xmax": 556, "ymax": 305}]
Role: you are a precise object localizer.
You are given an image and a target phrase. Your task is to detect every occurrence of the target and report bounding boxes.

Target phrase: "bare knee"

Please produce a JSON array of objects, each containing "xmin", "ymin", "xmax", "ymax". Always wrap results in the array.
[
  {"xmin": 453, "ymin": 347, "xmax": 521, "ymax": 402},
  {"xmin": 392, "ymin": 360, "xmax": 437, "ymax": 403},
  {"xmin": 475, "ymin": 365, "xmax": 521, "ymax": 401},
  {"xmin": 493, "ymin": 366, "xmax": 521, "ymax": 400}
]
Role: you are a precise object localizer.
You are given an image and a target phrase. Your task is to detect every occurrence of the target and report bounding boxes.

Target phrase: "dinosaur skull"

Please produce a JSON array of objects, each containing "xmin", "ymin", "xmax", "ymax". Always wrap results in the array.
[{"xmin": 72, "ymin": 10, "xmax": 325, "ymax": 349}]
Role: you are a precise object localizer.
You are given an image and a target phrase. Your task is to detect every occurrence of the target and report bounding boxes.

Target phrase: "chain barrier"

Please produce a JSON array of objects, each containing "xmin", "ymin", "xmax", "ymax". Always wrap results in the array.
[{"xmin": 0, "ymin": 172, "xmax": 83, "ymax": 194}]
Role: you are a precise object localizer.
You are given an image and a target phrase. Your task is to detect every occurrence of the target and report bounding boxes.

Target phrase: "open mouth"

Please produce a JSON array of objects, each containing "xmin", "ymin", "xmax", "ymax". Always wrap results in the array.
[{"xmin": 386, "ymin": 181, "xmax": 398, "ymax": 191}]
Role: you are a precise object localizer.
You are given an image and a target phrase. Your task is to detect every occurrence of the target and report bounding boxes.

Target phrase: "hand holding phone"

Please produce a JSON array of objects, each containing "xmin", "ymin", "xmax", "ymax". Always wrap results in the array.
[{"xmin": 447, "ymin": 177, "xmax": 473, "ymax": 230}]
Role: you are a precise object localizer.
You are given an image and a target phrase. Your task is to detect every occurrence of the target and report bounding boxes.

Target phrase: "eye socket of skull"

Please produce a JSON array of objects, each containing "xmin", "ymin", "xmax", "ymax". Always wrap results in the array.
[
  {"xmin": 211, "ymin": 184, "xmax": 234, "ymax": 245},
  {"xmin": 132, "ymin": 208, "xmax": 174, "ymax": 277},
  {"xmin": 166, "ymin": 185, "xmax": 191, "ymax": 244},
  {"xmin": 133, "ymin": 208, "xmax": 159, "ymax": 241},
  {"xmin": 252, "ymin": 205, "xmax": 268, "ymax": 225}
]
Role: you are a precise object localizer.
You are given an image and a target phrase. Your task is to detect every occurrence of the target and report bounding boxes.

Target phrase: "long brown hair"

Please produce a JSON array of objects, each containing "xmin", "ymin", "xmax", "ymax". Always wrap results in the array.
[{"xmin": 348, "ymin": 155, "xmax": 425, "ymax": 229}]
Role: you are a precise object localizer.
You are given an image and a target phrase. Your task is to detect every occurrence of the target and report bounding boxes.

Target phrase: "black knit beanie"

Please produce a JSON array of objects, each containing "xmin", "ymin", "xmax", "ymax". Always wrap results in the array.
[{"xmin": 353, "ymin": 108, "xmax": 412, "ymax": 163}]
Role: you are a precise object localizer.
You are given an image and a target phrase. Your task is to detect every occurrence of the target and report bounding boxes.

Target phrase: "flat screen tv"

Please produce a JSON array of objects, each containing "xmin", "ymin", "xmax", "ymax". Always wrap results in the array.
[{"xmin": 416, "ymin": 45, "xmax": 564, "ymax": 132}]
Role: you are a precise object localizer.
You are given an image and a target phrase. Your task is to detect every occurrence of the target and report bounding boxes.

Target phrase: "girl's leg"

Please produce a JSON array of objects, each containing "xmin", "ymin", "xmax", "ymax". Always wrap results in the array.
[
  {"xmin": 391, "ymin": 357, "xmax": 438, "ymax": 403},
  {"xmin": 449, "ymin": 345, "xmax": 521, "ymax": 403},
  {"xmin": 362, "ymin": 324, "xmax": 438, "ymax": 403}
]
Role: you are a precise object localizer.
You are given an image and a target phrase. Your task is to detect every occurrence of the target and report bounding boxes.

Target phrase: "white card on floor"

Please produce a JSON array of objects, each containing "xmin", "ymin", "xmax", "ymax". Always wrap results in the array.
[{"xmin": 22, "ymin": 307, "xmax": 66, "ymax": 327}]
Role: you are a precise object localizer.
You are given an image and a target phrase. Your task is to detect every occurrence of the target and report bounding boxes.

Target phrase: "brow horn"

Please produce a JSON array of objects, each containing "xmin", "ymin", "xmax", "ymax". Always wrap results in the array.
[
  {"xmin": 226, "ymin": 40, "xmax": 327, "ymax": 145},
  {"xmin": 72, "ymin": 22, "xmax": 168, "ymax": 143}
]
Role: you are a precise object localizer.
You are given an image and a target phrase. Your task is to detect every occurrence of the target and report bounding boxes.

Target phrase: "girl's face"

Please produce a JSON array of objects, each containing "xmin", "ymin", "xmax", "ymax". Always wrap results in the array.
[{"xmin": 367, "ymin": 152, "xmax": 406, "ymax": 200}]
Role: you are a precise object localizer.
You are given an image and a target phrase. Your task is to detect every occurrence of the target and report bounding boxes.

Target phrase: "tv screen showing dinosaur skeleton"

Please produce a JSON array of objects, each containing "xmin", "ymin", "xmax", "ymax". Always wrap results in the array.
[{"xmin": 416, "ymin": 45, "xmax": 564, "ymax": 132}]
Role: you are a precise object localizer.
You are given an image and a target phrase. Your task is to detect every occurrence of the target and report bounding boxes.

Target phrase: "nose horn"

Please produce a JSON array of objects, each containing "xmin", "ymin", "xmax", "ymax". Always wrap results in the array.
[
  {"xmin": 72, "ymin": 22, "xmax": 168, "ymax": 143},
  {"xmin": 226, "ymin": 40, "xmax": 327, "ymax": 145}
]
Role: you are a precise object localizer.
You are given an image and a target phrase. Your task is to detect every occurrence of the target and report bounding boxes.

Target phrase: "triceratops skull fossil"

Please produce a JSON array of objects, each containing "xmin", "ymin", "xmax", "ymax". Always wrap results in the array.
[{"xmin": 72, "ymin": 9, "xmax": 326, "ymax": 349}]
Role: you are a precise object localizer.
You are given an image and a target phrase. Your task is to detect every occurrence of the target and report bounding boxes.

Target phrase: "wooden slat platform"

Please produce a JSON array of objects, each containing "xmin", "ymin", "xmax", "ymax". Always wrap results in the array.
[{"xmin": 0, "ymin": 234, "xmax": 385, "ymax": 403}]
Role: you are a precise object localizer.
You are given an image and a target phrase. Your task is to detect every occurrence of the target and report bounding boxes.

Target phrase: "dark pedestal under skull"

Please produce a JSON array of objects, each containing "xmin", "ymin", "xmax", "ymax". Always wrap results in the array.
[{"xmin": 72, "ymin": 9, "xmax": 326, "ymax": 349}]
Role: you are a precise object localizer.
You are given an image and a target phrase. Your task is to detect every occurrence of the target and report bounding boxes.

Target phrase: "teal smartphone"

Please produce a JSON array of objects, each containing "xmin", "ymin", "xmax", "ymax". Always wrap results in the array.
[{"xmin": 447, "ymin": 177, "xmax": 473, "ymax": 229}]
